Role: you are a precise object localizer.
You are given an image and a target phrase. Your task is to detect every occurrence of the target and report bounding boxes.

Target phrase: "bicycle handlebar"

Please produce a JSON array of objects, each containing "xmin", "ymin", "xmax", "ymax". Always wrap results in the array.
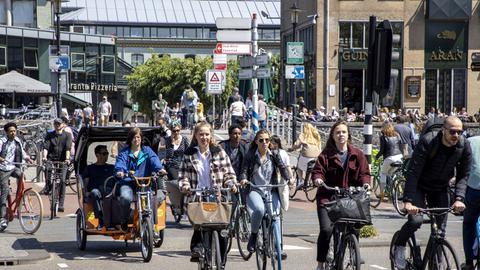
[
  {"xmin": 247, "ymin": 182, "xmax": 288, "ymax": 189},
  {"xmin": 320, "ymin": 182, "xmax": 368, "ymax": 193}
]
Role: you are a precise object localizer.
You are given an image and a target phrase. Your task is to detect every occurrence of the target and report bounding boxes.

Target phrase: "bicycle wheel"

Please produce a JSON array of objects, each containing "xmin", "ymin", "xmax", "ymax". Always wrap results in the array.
[
  {"xmin": 289, "ymin": 167, "xmax": 299, "ymax": 199},
  {"xmin": 50, "ymin": 180, "xmax": 58, "ymax": 220},
  {"xmin": 389, "ymin": 231, "xmax": 417, "ymax": 270},
  {"xmin": 426, "ymin": 239, "xmax": 461, "ymax": 270},
  {"xmin": 236, "ymin": 207, "xmax": 253, "ymax": 260},
  {"xmin": 140, "ymin": 218, "xmax": 153, "ymax": 262},
  {"xmin": 304, "ymin": 179, "xmax": 317, "ymax": 203},
  {"xmin": 392, "ymin": 178, "xmax": 406, "ymax": 216},
  {"xmin": 18, "ymin": 189, "xmax": 43, "ymax": 234},
  {"xmin": 256, "ymin": 224, "xmax": 267, "ymax": 270},
  {"xmin": 154, "ymin": 230, "xmax": 164, "ymax": 248},
  {"xmin": 66, "ymin": 164, "xmax": 78, "ymax": 194},
  {"xmin": 210, "ymin": 230, "xmax": 222, "ymax": 270},
  {"xmin": 339, "ymin": 234, "xmax": 361, "ymax": 270},
  {"xmin": 325, "ymin": 234, "xmax": 336, "ymax": 269},
  {"xmin": 270, "ymin": 221, "xmax": 282, "ymax": 270},
  {"xmin": 76, "ymin": 210, "xmax": 87, "ymax": 250}
]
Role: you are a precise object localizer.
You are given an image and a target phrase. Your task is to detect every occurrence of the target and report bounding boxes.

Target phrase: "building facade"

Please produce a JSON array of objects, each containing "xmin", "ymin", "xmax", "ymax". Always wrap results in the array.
[{"xmin": 281, "ymin": 0, "xmax": 479, "ymax": 114}]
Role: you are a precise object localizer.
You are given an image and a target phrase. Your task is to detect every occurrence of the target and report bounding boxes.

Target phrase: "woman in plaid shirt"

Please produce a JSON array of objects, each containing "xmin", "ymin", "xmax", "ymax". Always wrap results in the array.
[{"xmin": 178, "ymin": 121, "xmax": 237, "ymax": 265}]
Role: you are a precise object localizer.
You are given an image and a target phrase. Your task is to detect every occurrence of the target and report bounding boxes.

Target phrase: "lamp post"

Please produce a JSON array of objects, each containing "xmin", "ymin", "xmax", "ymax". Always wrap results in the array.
[
  {"xmin": 290, "ymin": 2, "xmax": 301, "ymax": 144},
  {"xmin": 55, "ymin": 0, "xmax": 62, "ymax": 117}
]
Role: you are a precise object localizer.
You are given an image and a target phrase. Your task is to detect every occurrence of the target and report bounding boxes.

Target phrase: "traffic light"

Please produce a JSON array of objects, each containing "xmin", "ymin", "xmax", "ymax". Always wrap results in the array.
[
  {"xmin": 373, "ymin": 20, "xmax": 401, "ymax": 99},
  {"xmin": 472, "ymin": 53, "xmax": 480, "ymax": 72}
]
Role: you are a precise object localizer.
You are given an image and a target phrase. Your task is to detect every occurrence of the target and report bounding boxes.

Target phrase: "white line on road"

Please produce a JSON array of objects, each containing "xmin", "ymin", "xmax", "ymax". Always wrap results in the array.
[
  {"xmin": 57, "ymin": 263, "xmax": 69, "ymax": 268},
  {"xmin": 370, "ymin": 265, "xmax": 388, "ymax": 270},
  {"xmin": 230, "ymin": 244, "xmax": 311, "ymax": 252}
]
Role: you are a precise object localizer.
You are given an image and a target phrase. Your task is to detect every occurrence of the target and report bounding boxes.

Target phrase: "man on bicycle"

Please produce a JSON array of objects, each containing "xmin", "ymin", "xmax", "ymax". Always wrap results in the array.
[
  {"xmin": 393, "ymin": 116, "xmax": 472, "ymax": 269},
  {"xmin": 41, "ymin": 118, "xmax": 72, "ymax": 213},
  {"xmin": 0, "ymin": 122, "xmax": 32, "ymax": 231}
]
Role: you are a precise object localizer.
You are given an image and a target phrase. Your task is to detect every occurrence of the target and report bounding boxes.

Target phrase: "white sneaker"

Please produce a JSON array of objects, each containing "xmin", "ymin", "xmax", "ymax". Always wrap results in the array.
[
  {"xmin": 394, "ymin": 245, "xmax": 407, "ymax": 269},
  {"xmin": 0, "ymin": 218, "xmax": 7, "ymax": 232}
]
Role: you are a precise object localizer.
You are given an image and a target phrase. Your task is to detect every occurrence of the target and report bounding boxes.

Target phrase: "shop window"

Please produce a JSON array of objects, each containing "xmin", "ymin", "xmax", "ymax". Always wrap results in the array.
[
  {"xmin": 352, "ymin": 23, "xmax": 364, "ymax": 48},
  {"xmin": 23, "ymin": 48, "xmax": 38, "ymax": 69},
  {"xmin": 71, "ymin": 53, "xmax": 85, "ymax": 72},
  {"xmin": 339, "ymin": 22, "xmax": 350, "ymax": 47},
  {"xmin": 0, "ymin": 47, "xmax": 6, "ymax": 67},
  {"xmin": 71, "ymin": 72, "xmax": 86, "ymax": 84},
  {"xmin": 102, "ymin": 55, "xmax": 115, "ymax": 73},
  {"xmin": 131, "ymin": 54, "xmax": 144, "ymax": 66}
]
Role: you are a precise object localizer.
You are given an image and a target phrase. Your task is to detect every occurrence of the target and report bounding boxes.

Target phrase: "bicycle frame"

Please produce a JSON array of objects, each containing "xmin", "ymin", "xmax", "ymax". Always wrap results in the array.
[
  {"xmin": 134, "ymin": 176, "xmax": 155, "ymax": 238},
  {"xmin": 417, "ymin": 208, "xmax": 451, "ymax": 269},
  {"xmin": 328, "ymin": 221, "xmax": 361, "ymax": 269},
  {"xmin": 6, "ymin": 174, "xmax": 27, "ymax": 221}
]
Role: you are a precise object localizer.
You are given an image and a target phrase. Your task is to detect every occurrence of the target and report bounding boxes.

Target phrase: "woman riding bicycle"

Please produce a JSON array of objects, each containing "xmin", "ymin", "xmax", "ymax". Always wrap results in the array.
[
  {"xmin": 164, "ymin": 122, "xmax": 190, "ymax": 180},
  {"xmin": 376, "ymin": 122, "xmax": 403, "ymax": 196},
  {"xmin": 311, "ymin": 120, "xmax": 371, "ymax": 270},
  {"xmin": 288, "ymin": 123, "xmax": 322, "ymax": 185},
  {"xmin": 114, "ymin": 127, "xmax": 165, "ymax": 231},
  {"xmin": 178, "ymin": 121, "xmax": 237, "ymax": 266},
  {"xmin": 239, "ymin": 129, "xmax": 291, "ymax": 256}
]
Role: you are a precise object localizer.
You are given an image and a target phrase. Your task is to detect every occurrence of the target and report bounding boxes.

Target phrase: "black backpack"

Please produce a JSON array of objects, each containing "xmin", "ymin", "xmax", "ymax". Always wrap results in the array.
[{"xmin": 419, "ymin": 117, "xmax": 445, "ymax": 159}]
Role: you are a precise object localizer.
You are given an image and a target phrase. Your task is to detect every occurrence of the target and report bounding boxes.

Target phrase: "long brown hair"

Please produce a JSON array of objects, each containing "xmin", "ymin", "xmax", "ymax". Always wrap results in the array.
[
  {"xmin": 126, "ymin": 127, "xmax": 143, "ymax": 147},
  {"xmin": 381, "ymin": 123, "xmax": 397, "ymax": 137},
  {"xmin": 325, "ymin": 120, "xmax": 351, "ymax": 151},
  {"xmin": 189, "ymin": 121, "xmax": 216, "ymax": 147}
]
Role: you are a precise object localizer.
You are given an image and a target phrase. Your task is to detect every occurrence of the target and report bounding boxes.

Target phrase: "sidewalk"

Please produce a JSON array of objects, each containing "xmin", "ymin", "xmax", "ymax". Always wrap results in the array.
[{"xmin": 0, "ymin": 237, "xmax": 50, "ymax": 265}]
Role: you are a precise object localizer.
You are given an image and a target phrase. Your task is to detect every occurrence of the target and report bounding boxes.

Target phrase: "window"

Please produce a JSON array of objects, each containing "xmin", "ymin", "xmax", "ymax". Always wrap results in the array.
[
  {"xmin": 23, "ymin": 48, "xmax": 38, "ymax": 69},
  {"xmin": 158, "ymin": 28, "xmax": 169, "ymax": 38},
  {"xmin": 131, "ymin": 54, "xmax": 144, "ymax": 66},
  {"xmin": 103, "ymin": 26, "xmax": 117, "ymax": 36},
  {"xmin": 12, "ymin": 0, "xmax": 35, "ymax": 27},
  {"xmin": 71, "ymin": 53, "xmax": 85, "ymax": 71},
  {"xmin": 209, "ymin": 30, "xmax": 216, "ymax": 39},
  {"xmin": 102, "ymin": 55, "xmax": 115, "ymax": 73},
  {"xmin": 184, "ymin": 28, "xmax": 196, "ymax": 38},
  {"xmin": 352, "ymin": 23, "xmax": 364, "ymax": 48},
  {"xmin": 143, "ymin": 27, "xmax": 151, "ymax": 38},
  {"xmin": 262, "ymin": 29, "xmax": 275, "ymax": 40},
  {"xmin": 131, "ymin": 27, "xmax": 143, "ymax": 37},
  {"xmin": 0, "ymin": 47, "xmax": 6, "ymax": 67},
  {"xmin": 203, "ymin": 28, "xmax": 210, "ymax": 39},
  {"xmin": 339, "ymin": 22, "xmax": 350, "ymax": 47}
]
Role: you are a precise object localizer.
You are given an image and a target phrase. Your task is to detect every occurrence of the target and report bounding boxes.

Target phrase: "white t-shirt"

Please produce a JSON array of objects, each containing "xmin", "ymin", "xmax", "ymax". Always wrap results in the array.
[
  {"xmin": 195, "ymin": 148, "xmax": 212, "ymax": 193},
  {"xmin": 98, "ymin": 101, "xmax": 111, "ymax": 115},
  {"xmin": 258, "ymin": 100, "xmax": 267, "ymax": 121},
  {"xmin": 230, "ymin": 101, "xmax": 246, "ymax": 117},
  {"xmin": 278, "ymin": 149, "xmax": 290, "ymax": 167},
  {"xmin": 83, "ymin": 107, "xmax": 93, "ymax": 118}
]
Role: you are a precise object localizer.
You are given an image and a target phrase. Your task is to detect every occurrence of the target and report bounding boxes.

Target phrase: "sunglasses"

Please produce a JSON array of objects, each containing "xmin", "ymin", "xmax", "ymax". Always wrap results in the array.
[
  {"xmin": 446, "ymin": 129, "xmax": 463, "ymax": 136},
  {"xmin": 173, "ymin": 129, "xmax": 181, "ymax": 133},
  {"xmin": 258, "ymin": 138, "xmax": 270, "ymax": 144},
  {"xmin": 98, "ymin": 152, "xmax": 109, "ymax": 156}
]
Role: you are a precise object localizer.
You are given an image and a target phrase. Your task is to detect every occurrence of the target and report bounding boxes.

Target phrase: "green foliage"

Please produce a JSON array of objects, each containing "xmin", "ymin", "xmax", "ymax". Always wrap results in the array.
[
  {"xmin": 359, "ymin": 225, "xmax": 379, "ymax": 238},
  {"xmin": 126, "ymin": 55, "xmax": 240, "ymax": 115}
]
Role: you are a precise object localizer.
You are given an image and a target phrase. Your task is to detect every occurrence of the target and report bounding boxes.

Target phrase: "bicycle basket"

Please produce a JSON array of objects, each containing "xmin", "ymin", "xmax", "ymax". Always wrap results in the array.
[
  {"xmin": 324, "ymin": 190, "xmax": 371, "ymax": 224},
  {"xmin": 187, "ymin": 201, "xmax": 232, "ymax": 228}
]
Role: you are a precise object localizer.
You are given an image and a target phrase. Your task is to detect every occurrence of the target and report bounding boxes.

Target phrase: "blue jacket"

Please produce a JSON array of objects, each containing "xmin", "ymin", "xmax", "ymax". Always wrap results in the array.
[
  {"xmin": 467, "ymin": 136, "xmax": 480, "ymax": 190},
  {"xmin": 114, "ymin": 145, "xmax": 163, "ymax": 180}
]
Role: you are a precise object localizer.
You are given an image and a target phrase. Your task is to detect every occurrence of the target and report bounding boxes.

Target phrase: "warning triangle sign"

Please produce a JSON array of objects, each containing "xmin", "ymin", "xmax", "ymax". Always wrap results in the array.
[{"xmin": 210, "ymin": 73, "xmax": 220, "ymax": 82}]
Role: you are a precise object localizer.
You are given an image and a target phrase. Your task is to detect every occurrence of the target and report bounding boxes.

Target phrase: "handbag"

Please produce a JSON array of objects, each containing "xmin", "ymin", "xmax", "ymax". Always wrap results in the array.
[
  {"xmin": 324, "ymin": 190, "xmax": 371, "ymax": 224},
  {"xmin": 187, "ymin": 201, "xmax": 232, "ymax": 228}
]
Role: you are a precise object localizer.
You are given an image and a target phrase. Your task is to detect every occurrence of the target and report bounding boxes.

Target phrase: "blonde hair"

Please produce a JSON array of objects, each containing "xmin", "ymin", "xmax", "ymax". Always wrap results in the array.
[
  {"xmin": 381, "ymin": 123, "xmax": 397, "ymax": 137},
  {"xmin": 190, "ymin": 121, "xmax": 217, "ymax": 147},
  {"xmin": 300, "ymin": 123, "xmax": 322, "ymax": 146}
]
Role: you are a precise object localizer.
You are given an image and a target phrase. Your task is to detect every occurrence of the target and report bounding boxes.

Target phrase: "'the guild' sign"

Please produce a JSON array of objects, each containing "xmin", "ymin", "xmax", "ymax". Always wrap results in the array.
[{"xmin": 342, "ymin": 51, "xmax": 368, "ymax": 61}]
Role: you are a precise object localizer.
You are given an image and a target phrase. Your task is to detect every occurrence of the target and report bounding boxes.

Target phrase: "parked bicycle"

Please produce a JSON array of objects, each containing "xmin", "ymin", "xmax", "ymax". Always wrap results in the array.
[
  {"xmin": 389, "ymin": 207, "xmax": 461, "ymax": 270},
  {"xmin": 289, "ymin": 159, "xmax": 317, "ymax": 202},
  {"xmin": 322, "ymin": 183, "xmax": 368, "ymax": 270},
  {"xmin": 2, "ymin": 162, "xmax": 43, "ymax": 234}
]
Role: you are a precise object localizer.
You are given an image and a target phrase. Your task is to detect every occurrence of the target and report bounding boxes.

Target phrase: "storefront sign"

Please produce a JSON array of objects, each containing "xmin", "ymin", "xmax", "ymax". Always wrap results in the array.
[
  {"xmin": 429, "ymin": 49, "xmax": 463, "ymax": 61},
  {"xmin": 69, "ymin": 83, "xmax": 118, "ymax": 92},
  {"xmin": 425, "ymin": 22, "xmax": 467, "ymax": 68},
  {"xmin": 405, "ymin": 76, "xmax": 421, "ymax": 98},
  {"xmin": 342, "ymin": 51, "xmax": 368, "ymax": 62}
]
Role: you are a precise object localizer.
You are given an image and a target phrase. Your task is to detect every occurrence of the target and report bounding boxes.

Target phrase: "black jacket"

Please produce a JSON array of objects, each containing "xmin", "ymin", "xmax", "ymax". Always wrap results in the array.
[
  {"xmin": 239, "ymin": 148, "xmax": 291, "ymax": 188},
  {"xmin": 404, "ymin": 131, "xmax": 472, "ymax": 203},
  {"xmin": 219, "ymin": 140, "xmax": 248, "ymax": 176},
  {"xmin": 376, "ymin": 135, "xmax": 402, "ymax": 160}
]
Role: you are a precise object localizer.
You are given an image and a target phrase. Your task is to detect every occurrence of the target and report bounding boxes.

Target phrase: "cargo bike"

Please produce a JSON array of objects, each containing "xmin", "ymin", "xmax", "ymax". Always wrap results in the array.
[{"xmin": 73, "ymin": 127, "xmax": 167, "ymax": 262}]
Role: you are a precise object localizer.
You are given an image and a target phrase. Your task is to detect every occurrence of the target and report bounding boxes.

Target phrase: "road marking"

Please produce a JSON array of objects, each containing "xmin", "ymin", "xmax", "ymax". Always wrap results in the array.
[
  {"xmin": 57, "ymin": 263, "xmax": 69, "ymax": 268},
  {"xmin": 230, "ymin": 244, "xmax": 311, "ymax": 252},
  {"xmin": 65, "ymin": 213, "xmax": 76, "ymax": 218},
  {"xmin": 370, "ymin": 265, "xmax": 387, "ymax": 270},
  {"xmin": 77, "ymin": 255, "xmax": 108, "ymax": 260}
]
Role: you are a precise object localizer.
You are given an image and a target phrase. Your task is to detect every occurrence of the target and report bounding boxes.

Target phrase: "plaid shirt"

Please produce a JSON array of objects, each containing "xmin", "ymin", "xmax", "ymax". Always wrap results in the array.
[{"xmin": 178, "ymin": 145, "xmax": 237, "ymax": 189}]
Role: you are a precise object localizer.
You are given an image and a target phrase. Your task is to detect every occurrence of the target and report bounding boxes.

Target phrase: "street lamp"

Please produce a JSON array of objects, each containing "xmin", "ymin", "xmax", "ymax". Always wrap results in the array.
[
  {"xmin": 290, "ymin": 2, "xmax": 302, "ymax": 144},
  {"xmin": 54, "ymin": 0, "xmax": 62, "ymax": 118}
]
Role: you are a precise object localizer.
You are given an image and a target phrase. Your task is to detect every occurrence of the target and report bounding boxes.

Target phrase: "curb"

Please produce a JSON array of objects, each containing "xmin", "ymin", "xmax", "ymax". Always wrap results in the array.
[{"xmin": 0, "ymin": 238, "xmax": 50, "ymax": 266}]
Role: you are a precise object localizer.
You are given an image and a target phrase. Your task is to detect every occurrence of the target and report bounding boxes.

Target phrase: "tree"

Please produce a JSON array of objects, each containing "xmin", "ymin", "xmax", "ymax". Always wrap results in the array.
[{"xmin": 126, "ymin": 55, "xmax": 240, "ymax": 116}]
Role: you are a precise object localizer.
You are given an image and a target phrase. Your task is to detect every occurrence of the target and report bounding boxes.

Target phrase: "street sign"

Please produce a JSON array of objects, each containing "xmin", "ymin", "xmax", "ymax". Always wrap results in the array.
[
  {"xmin": 239, "ymin": 56, "xmax": 254, "ymax": 68},
  {"xmin": 49, "ymin": 54, "xmax": 70, "ymax": 72},
  {"xmin": 255, "ymin": 55, "xmax": 269, "ymax": 66},
  {"xmin": 238, "ymin": 69, "xmax": 253, "ymax": 79},
  {"xmin": 49, "ymin": 45, "xmax": 70, "ymax": 56},
  {"xmin": 217, "ymin": 30, "xmax": 251, "ymax": 42},
  {"xmin": 213, "ymin": 53, "xmax": 227, "ymax": 64},
  {"xmin": 206, "ymin": 70, "xmax": 223, "ymax": 94},
  {"xmin": 256, "ymin": 68, "xmax": 271, "ymax": 78},
  {"xmin": 285, "ymin": 65, "xmax": 305, "ymax": 79},
  {"xmin": 216, "ymin": 18, "xmax": 251, "ymax": 29},
  {"xmin": 215, "ymin": 43, "xmax": 252, "ymax": 55},
  {"xmin": 133, "ymin": 103, "xmax": 139, "ymax": 112},
  {"xmin": 214, "ymin": 64, "xmax": 227, "ymax": 70},
  {"xmin": 287, "ymin": 42, "xmax": 304, "ymax": 64}
]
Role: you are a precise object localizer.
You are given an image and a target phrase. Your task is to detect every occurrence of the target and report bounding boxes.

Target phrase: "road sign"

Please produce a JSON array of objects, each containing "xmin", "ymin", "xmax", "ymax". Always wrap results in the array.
[
  {"xmin": 213, "ymin": 53, "xmax": 227, "ymax": 64},
  {"xmin": 256, "ymin": 68, "xmax": 271, "ymax": 78},
  {"xmin": 287, "ymin": 42, "xmax": 304, "ymax": 64},
  {"xmin": 206, "ymin": 70, "xmax": 223, "ymax": 94},
  {"xmin": 217, "ymin": 30, "xmax": 251, "ymax": 42},
  {"xmin": 238, "ymin": 69, "xmax": 253, "ymax": 79},
  {"xmin": 239, "ymin": 56, "xmax": 254, "ymax": 68},
  {"xmin": 216, "ymin": 18, "xmax": 251, "ymax": 29},
  {"xmin": 214, "ymin": 64, "xmax": 227, "ymax": 70},
  {"xmin": 255, "ymin": 55, "xmax": 269, "ymax": 66},
  {"xmin": 49, "ymin": 54, "xmax": 70, "ymax": 72},
  {"xmin": 285, "ymin": 65, "xmax": 305, "ymax": 79},
  {"xmin": 215, "ymin": 43, "xmax": 252, "ymax": 55}
]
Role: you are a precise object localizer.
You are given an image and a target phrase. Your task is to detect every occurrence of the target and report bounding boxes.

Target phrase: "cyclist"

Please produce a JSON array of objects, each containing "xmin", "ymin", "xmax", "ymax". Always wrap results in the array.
[
  {"xmin": 239, "ymin": 129, "xmax": 291, "ymax": 258},
  {"xmin": 393, "ymin": 116, "xmax": 471, "ymax": 269},
  {"xmin": 41, "ymin": 118, "xmax": 72, "ymax": 213},
  {"xmin": 81, "ymin": 145, "xmax": 114, "ymax": 230},
  {"xmin": 180, "ymin": 85, "xmax": 198, "ymax": 128},
  {"xmin": 375, "ymin": 122, "xmax": 403, "ymax": 196},
  {"xmin": 164, "ymin": 123, "xmax": 189, "ymax": 180},
  {"xmin": 310, "ymin": 120, "xmax": 371, "ymax": 270},
  {"xmin": 114, "ymin": 127, "xmax": 165, "ymax": 231},
  {"xmin": 0, "ymin": 122, "xmax": 32, "ymax": 231},
  {"xmin": 178, "ymin": 121, "xmax": 237, "ymax": 266},
  {"xmin": 219, "ymin": 124, "xmax": 248, "ymax": 177},
  {"xmin": 462, "ymin": 135, "xmax": 480, "ymax": 270}
]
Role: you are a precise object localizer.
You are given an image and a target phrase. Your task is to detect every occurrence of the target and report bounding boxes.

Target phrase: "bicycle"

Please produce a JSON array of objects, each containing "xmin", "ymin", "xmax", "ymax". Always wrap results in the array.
[
  {"xmin": 44, "ymin": 160, "xmax": 67, "ymax": 219},
  {"xmin": 389, "ymin": 207, "xmax": 461, "ymax": 270},
  {"xmin": 322, "ymin": 183, "xmax": 368, "ymax": 270},
  {"xmin": 289, "ymin": 158, "xmax": 317, "ymax": 202},
  {"xmin": 225, "ymin": 186, "xmax": 252, "ymax": 261},
  {"xmin": 2, "ymin": 163, "xmax": 43, "ymax": 234},
  {"xmin": 249, "ymin": 182, "xmax": 287, "ymax": 270}
]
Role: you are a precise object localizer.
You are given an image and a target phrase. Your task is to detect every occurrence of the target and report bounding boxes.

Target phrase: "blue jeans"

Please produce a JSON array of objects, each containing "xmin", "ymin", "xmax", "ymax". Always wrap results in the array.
[
  {"xmin": 118, "ymin": 184, "xmax": 134, "ymax": 224},
  {"xmin": 463, "ymin": 187, "xmax": 480, "ymax": 261},
  {"xmin": 247, "ymin": 190, "xmax": 281, "ymax": 234},
  {"xmin": 86, "ymin": 188, "xmax": 103, "ymax": 223}
]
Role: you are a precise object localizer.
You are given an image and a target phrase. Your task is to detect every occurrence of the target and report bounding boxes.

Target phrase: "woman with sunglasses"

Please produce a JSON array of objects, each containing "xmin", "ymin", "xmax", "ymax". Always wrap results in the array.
[
  {"xmin": 310, "ymin": 121, "xmax": 371, "ymax": 270},
  {"xmin": 239, "ymin": 129, "xmax": 291, "ymax": 255},
  {"xmin": 164, "ymin": 123, "xmax": 189, "ymax": 180}
]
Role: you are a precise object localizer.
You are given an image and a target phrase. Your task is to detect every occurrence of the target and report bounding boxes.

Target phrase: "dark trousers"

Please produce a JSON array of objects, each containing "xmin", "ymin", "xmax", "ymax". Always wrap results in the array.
[
  {"xmin": 395, "ymin": 188, "xmax": 449, "ymax": 246},
  {"xmin": 317, "ymin": 207, "xmax": 333, "ymax": 262},
  {"xmin": 0, "ymin": 168, "xmax": 22, "ymax": 219},
  {"xmin": 86, "ymin": 188, "xmax": 103, "ymax": 224},
  {"xmin": 45, "ymin": 163, "xmax": 67, "ymax": 207},
  {"xmin": 463, "ymin": 187, "xmax": 480, "ymax": 261},
  {"xmin": 191, "ymin": 229, "xmax": 229, "ymax": 265},
  {"xmin": 181, "ymin": 108, "xmax": 188, "ymax": 128}
]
